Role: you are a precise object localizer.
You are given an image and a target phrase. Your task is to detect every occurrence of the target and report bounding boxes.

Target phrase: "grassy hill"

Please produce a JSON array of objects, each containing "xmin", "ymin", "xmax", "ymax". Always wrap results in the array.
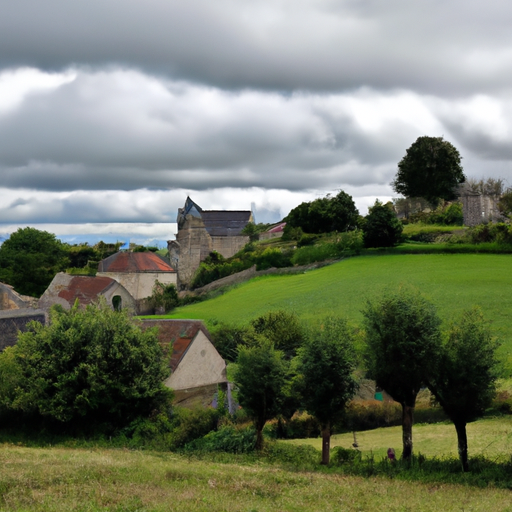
[{"xmin": 162, "ymin": 253, "xmax": 512, "ymax": 370}]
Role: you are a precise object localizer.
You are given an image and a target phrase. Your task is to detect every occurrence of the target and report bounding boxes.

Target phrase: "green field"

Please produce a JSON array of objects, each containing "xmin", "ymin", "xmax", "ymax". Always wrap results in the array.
[
  {"xmin": 164, "ymin": 254, "xmax": 512, "ymax": 368},
  {"xmin": 285, "ymin": 415, "xmax": 512, "ymax": 461},
  {"xmin": 1, "ymin": 441, "xmax": 511, "ymax": 511}
]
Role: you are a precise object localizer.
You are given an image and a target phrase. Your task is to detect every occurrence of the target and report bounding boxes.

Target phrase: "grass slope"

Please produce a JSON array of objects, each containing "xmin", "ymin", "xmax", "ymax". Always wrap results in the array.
[
  {"xmin": 166, "ymin": 254, "xmax": 512, "ymax": 368},
  {"xmin": 0, "ymin": 444, "xmax": 511, "ymax": 511}
]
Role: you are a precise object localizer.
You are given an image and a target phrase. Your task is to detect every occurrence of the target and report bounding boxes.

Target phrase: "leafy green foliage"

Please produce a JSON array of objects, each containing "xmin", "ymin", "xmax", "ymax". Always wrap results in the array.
[
  {"xmin": 285, "ymin": 190, "xmax": 359, "ymax": 234},
  {"xmin": 427, "ymin": 308, "xmax": 500, "ymax": 471},
  {"xmin": 191, "ymin": 246, "xmax": 292, "ymax": 289},
  {"xmin": 234, "ymin": 339, "xmax": 290, "ymax": 449},
  {"xmin": 184, "ymin": 424, "xmax": 257, "ymax": 453},
  {"xmin": 0, "ymin": 227, "xmax": 69, "ymax": 297},
  {"xmin": 469, "ymin": 222, "xmax": 512, "ymax": 245},
  {"xmin": 363, "ymin": 288, "xmax": 442, "ymax": 459},
  {"xmin": 498, "ymin": 190, "xmax": 512, "ymax": 217},
  {"xmin": 363, "ymin": 200, "xmax": 403, "ymax": 248},
  {"xmin": 251, "ymin": 310, "xmax": 304, "ymax": 359},
  {"xmin": 392, "ymin": 136, "xmax": 466, "ymax": 206},
  {"xmin": 296, "ymin": 317, "xmax": 357, "ymax": 463},
  {"xmin": 148, "ymin": 281, "xmax": 180, "ymax": 313},
  {"xmin": 3, "ymin": 300, "xmax": 171, "ymax": 429}
]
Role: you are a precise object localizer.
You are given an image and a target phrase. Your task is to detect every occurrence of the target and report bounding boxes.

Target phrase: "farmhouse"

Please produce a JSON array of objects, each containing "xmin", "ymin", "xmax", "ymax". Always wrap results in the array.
[
  {"xmin": 168, "ymin": 197, "xmax": 253, "ymax": 289},
  {"xmin": 141, "ymin": 319, "xmax": 227, "ymax": 408},
  {"xmin": 39, "ymin": 273, "xmax": 135, "ymax": 312},
  {"xmin": 97, "ymin": 251, "xmax": 177, "ymax": 314}
]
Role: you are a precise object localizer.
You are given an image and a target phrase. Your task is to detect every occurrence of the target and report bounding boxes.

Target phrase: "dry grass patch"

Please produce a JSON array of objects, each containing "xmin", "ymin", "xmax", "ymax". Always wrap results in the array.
[{"xmin": 0, "ymin": 445, "xmax": 511, "ymax": 511}]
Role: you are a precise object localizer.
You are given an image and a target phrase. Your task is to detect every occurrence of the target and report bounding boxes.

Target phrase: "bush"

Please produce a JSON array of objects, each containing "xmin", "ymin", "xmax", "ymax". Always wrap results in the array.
[
  {"xmin": 331, "ymin": 446, "xmax": 362, "ymax": 466},
  {"xmin": 470, "ymin": 222, "xmax": 512, "ymax": 245},
  {"xmin": 184, "ymin": 424, "xmax": 256, "ymax": 453},
  {"xmin": 3, "ymin": 299, "xmax": 171, "ymax": 430}
]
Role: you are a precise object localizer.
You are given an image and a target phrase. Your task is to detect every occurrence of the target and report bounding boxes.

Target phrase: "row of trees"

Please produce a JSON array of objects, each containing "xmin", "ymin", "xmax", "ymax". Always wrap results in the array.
[{"xmin": 232, "ymin": 289, "xmax": 499, "ymax": 471}]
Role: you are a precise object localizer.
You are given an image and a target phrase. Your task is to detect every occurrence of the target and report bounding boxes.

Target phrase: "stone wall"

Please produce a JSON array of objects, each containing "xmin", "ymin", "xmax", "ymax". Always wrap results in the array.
[
  {"xmin": 461, "ymin": 193, "xmax": 503, "ymax": 226},
  {"xmin": 211, "ymin": 235, "xmax": 249, "ymax": 259},
  {"xmin": 0, "ymin": 309, "xmax": 46, "ymax": 350},
  {"xmin": 97, "ymin": 271, "xmax": 177, "ymax": 301},
  {"xmin": 0, "ymin": 283, "xmax": 36, "ymax": 311},
  {"xmin": 174, "ymin": 215, "xmax": 213, "ymax": 288}
]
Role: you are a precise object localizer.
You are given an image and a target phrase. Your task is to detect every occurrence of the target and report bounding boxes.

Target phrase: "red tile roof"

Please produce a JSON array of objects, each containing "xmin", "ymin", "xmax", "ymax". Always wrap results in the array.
[
  {"xmin": 57, "ymin": 276, "xmax": 116, "ymax": 305},
  {"xmin": 98, "ymin": 252, "xmax": 175, "ymax": 273},
  {"xmin": 140, "ymin": 319, "xmax": 211, "ymax": 371},
  {"xmin": 267, "ymin": 222, "xmax": 286, "ymax": 233}
]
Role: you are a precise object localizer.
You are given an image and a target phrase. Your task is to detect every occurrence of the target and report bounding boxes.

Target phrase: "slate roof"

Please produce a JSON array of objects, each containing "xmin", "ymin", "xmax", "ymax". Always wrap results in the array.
[
  {"xmin": 98, "ymin": 252, "xmax": 175, "ymax": 273},
  {"xmin": 140, "ymin": 319, "xmax": 212, "ymax": 372},
  {"xmin": 201, "ymin": 210, "xmax": 253, "ymax": 236}
]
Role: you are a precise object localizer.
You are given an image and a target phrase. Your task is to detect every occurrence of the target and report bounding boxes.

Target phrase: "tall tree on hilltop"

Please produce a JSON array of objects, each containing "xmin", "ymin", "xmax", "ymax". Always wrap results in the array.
[{"xmin": 392, "ymin": 136, "xmax": 465, "ymax": 207}]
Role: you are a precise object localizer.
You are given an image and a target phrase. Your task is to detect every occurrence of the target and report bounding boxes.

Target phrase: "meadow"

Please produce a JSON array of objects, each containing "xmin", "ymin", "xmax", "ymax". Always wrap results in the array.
[
  {"xmin": 1, "ymin": 439, "xmax": 512, "ymax": 512},
  {"xmin": 163, "ymin": 253, "xmax": 512, "ymax": 369},
  {"xmin": 284, "ymin": 415, "xmax": 512, "ymax": 461}
]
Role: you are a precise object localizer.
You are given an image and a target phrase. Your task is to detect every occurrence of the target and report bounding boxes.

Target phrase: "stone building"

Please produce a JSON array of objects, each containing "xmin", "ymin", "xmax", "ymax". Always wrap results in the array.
[
  {"xmin": 0, "ymin": 282, "xmax": 37, "ymax": 311},
  {"xmin": 140, "ymin": 319, "xmax": 228, "ymax": 408},
  {"xmin": 39, "ymin": 273, "xmax": 135, "ymax": 312},
  {"xmin": 460, "ymin": 190, "xmax": 503, "ymax": 227},
  {"xmin": 169, "ymin": 197, "xmax": 253, "ymax": 289},
  {"xmin": 0, "ymin": 308, "xmax": 46, "ymax": 351},
  {"xmin": 97, "ymin": 252, "xmax": 177, "ymax": 314}
]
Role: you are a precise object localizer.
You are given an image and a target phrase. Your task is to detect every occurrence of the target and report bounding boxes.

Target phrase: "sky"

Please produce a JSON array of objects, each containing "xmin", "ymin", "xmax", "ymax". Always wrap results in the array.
[{"xmin": 1, "ymin": 0, "xmax": 512, "ymax": 246}]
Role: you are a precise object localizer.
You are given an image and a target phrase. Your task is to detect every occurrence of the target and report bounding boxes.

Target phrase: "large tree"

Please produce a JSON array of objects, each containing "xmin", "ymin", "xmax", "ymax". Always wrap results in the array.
[
  {"xmin": 296, "ymin": 317, "xmax": 357, "ymax": 464},
  {"xmin": 4, "ymin": 299, "xmax": 171, "ymax": 428},
  {"xmin": 363, "ymin": 288, "xmax": 442, "ymax": 460},
  {"xmin": 285, "ymin": 190, "xmax": 359, "ymax": 234},
  {"xmin": 392, "ymin": 136, "xmax": 466, "ymax": 207},
  {"xmin": 427, "ymin": 308, "xmax": 499, "ymax": 472},
  {"xmin": 234, "ymin": 338, "xmax": 289, "ymax": 450},
  {"xmin": 0, "ymin": 227, "xmax": 69, "ymax": 297}
]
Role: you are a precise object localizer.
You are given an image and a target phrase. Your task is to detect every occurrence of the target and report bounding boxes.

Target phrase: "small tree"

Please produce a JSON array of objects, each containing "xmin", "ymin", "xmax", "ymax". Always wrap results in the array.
[
  {"xmin": 427, "ymin": 308, "xmax": 500, "ymax": 472},
  {"xmin": 363, "ymin": 200, "xmax": 403, "ymax": 248},
  {"xmin": 392, "ymin": 136, "xmax": 466, "ymax": 207},
  {"xmin": 296, "ymin": 317, "xmax": 357, "ymax": 464},
  {"xmin": 233, "ymin": 338, "xmax": 289, "ymax": 450},
  {"xmin": 7, "ymin": 299, "xmax": 171, "ymax": 428},
  {"xmin": 363, "ymin": 288, "xmax": 442, "ymax": 460}
]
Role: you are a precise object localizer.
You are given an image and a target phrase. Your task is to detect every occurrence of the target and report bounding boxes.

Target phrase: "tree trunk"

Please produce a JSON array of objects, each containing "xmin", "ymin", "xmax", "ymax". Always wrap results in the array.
[
  {"xmin": 401, "ymin": 403, "xmax": 414, "ymax": 460},
  {"xmin": 321, "ymin": 423, "xmax": 330, "ymax": 465},
  {"xmin": 454, "ymin": 420, "xmax": 469, "ymax": 472},
  {"xmin": 255, "ymin": 427, "xmax": 264, "ymax": 451}
]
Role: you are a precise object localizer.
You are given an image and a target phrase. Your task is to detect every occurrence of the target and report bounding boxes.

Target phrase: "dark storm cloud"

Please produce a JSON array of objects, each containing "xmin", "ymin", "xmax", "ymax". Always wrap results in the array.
[
  {"xmin": 2, "ymin": 1, "xmax": 512, "ymax": 94},
  {"xmin": 0, "ymin": 71, "xmax": 416, "ymax": 192}
]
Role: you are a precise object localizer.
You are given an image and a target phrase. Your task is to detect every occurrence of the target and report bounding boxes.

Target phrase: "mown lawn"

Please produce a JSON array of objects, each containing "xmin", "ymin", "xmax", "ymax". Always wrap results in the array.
[
  {"xmin": 0, "ymin": 443, "xmax": 511, "ymax": 511},
  {"xmin": 163, "ymin": 254, "xmax": 512, "ymax": 369}
]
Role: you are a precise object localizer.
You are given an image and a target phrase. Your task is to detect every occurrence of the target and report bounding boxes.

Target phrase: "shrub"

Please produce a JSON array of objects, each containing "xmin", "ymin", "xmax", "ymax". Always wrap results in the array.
[{"xmin": 184, "ymin": 424, "xmax": 256, "ymax": 453}]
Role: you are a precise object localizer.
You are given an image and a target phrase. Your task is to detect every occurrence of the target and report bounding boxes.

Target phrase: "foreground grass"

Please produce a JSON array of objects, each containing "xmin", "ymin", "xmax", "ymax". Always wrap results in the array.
[
  {"xmin": 284, "ymin": 415, "xmax": 512, "ymax": 461},
  {"xmin": 1, "ymin": 445, "xmax": 512, "ymax": 512},
  {"xmin": 163, "ymin": 253, "xmax": 512, "ymax": 369}
]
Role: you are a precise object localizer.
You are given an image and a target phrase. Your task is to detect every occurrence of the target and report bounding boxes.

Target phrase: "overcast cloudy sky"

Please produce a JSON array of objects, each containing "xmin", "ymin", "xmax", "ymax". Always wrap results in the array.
[{"xmin": 1, "ymin": 0, "xmax": 512, "ymax": 245}]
